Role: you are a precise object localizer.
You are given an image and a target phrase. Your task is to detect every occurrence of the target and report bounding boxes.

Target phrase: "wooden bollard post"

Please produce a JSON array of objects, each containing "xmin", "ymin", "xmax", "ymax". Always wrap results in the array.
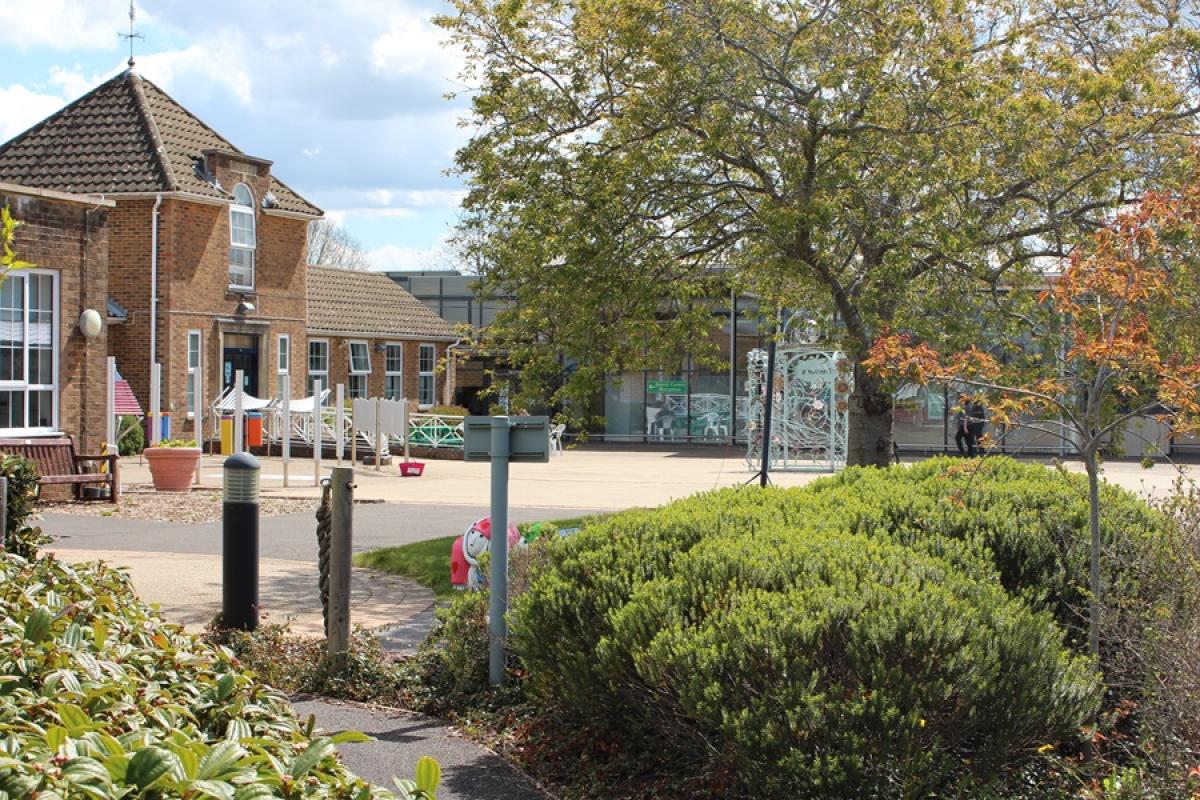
[{"xmin": 327, "ymin": 466, "xmax": 354, "ymax": 669}]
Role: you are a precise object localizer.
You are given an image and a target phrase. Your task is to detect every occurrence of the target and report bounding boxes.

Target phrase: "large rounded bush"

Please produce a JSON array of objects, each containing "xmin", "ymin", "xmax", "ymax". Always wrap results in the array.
[
  {"xmin": 615, "ymin": 531, "xmax": 1098, "ymax": 796},
  {"xmin": 509, "ymin": 457, "xmax": 1188, "ymax": 795},
  {"xmin": 515, "ymin": 525, "xmax": 1098, "ymax": 796}
]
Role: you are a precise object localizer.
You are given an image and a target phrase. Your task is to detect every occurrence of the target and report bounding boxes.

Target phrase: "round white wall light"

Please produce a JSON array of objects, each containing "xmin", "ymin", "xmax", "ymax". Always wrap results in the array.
[{"xmin": 79, "ymin": 309, "xmax": 103, "ymax": 339}]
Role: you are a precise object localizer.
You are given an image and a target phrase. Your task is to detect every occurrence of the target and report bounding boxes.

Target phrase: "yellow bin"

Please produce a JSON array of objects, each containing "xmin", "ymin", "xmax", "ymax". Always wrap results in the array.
[{"xmin": 220, "ymin": 415, "xmax": 235, "ymax": 455}]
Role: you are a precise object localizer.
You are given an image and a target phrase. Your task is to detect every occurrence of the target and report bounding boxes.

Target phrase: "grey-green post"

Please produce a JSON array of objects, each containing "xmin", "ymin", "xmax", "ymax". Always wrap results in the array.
[
  {"xmin": 328, "ymin": 466, "xmax": 354, "ymax": 669},
  {"xmin": 488, "ymin": 418, "xmax": 510, "ymax": 686}
]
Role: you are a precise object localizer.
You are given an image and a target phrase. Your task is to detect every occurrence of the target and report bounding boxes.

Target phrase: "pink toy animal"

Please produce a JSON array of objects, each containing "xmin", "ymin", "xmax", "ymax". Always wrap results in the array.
[
  {"xmin": 459, "ymin": 516, "xmax": 522, "ymax": 591},
  {"xmin": 450, "ymin": 536, "xmax": 469, "ymax": 589}
]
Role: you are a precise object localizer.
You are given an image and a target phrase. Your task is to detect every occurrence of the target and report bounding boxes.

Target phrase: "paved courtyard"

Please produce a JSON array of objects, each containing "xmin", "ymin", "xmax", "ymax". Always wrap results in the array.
[
  {"xmin": 43, "ymin": 446, "xmax": 1195, "ymax": 640},
  {"xmin": 116, "ymin": 445, "xmax": 1199, "ymax": 508}
]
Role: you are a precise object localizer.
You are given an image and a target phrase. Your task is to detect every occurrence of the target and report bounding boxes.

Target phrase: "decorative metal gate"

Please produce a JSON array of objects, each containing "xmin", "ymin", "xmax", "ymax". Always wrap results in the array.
[{"xmin": 745, "ymin": 346, "xmax": 853, "ymax": 472}]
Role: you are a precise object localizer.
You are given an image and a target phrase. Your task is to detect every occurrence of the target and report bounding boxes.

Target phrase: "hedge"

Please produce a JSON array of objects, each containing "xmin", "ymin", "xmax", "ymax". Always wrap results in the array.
[
  {"xmin": 0, "ymin": 454, "xmax": 45, "ymax": 560},
  {"xmin": 508, "ymin": 457, "xmax": 1185, "ymax": 795},
  {"xmin": 0, "ymin": 553, "xmax": 434, "ymax": 799}
]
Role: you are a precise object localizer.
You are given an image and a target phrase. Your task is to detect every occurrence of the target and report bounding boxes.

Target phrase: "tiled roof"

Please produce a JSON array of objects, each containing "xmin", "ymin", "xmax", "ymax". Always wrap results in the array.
[
  {"xmin": 0, "ymin": 70, "xmax": 320, "ymax": 216},
  {"xmin": 307, "ymin": 266, "xmax": 459, "ymax": 340}
]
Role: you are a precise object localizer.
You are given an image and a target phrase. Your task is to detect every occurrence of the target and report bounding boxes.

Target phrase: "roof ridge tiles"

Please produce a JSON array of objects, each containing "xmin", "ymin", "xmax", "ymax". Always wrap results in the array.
[{"xmin": 125, "ymin": 71, "xmax": 176, "ymax": 192}]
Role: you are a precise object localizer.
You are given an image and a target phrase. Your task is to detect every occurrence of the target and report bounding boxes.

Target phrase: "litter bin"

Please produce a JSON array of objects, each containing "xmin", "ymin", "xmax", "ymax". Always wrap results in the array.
[
  {"xmin": 220, "ymin": 415, "xmax": 235, "ymax": 455},
  {"xmin": 246, "ymin": 411, "xmax": 263, "ymax": 448}
]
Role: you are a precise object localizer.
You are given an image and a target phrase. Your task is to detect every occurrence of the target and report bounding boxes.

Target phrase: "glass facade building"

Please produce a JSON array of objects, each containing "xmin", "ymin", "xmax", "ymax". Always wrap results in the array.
[{"xmin": 387, "ymin": 270, "xmax": 1176, "ymax": 457}]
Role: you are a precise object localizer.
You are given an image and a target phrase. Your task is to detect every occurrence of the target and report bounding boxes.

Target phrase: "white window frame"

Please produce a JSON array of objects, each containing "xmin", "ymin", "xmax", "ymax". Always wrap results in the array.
[
  {"xmin": 348, "ymin": 340, "xmax": 371, "ymax": 399},
  {"xmin": 418, "ymin": 343, "xmax": 436, "ymax": 409},
  {"xmin": 229, "ymin": 183, "xmax": 256, "ymax": 291},
  {"xmin": 384, "ymin": 342, "xmax": 404, "ymax": 400},
  {"xmin": 186, "ymin": 330, "xmax": 201, "ymax": 418},
  {"xmin": 0, "ymin": 270, "xmax": 59, "ymax": 434},
  {"xmin": 277, "ymin": 334, "xmax": 290, "ymax": 376},
  {"xmin": 308, "ymin": 338, "xmax": 329, "ymax": 404}
]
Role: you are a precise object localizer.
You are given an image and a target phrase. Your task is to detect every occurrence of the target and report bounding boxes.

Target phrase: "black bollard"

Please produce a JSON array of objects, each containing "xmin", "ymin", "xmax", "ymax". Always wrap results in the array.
[{"xmin": 222, "ymin": 452, "xmax": 260, "ymax": 631}]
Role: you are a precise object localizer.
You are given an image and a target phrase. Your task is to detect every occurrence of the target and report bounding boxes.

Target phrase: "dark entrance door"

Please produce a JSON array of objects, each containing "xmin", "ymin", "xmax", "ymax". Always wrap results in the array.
[{"xmin": 222, "ymin": 334, "xmax": 260, "ymax": 397}]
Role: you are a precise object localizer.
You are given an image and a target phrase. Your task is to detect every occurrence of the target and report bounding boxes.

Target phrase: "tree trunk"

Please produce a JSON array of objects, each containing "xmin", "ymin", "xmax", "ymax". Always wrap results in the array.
[
  {"xmin": 1084, "ymin": 451, "xmax": 1102, "ymax": 660},
  {"xmin": 847, "ymin": 365, "xmax": 894, "ymax": 467}
]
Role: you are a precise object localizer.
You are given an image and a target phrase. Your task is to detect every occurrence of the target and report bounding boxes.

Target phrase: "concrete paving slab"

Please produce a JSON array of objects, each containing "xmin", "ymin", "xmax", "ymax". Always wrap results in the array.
[
  {"xmin": 293, "ymin": 698, "xmax": 551, "ymax": 800},
  {"xmin": 45, "ymin": 547, "xmax": 434, "ymax": 640},
  {"xmin": 112, "ymin": 447, "xmax": 1196, "ymax": 512}
]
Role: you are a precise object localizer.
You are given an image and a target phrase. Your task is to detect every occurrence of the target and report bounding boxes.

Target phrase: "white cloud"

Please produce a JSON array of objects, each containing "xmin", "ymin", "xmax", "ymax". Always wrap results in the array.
[
  {"xmin": 401, "ymin": 189, "xmax": 467, "ymax": 208},
  {"xmin": 331, "ymin": 207, "xmax": 417, "ymax": 220},
  {"xmin": 366, "ymin": 189, "xmax": 395, "ymax": 206},
  {"xmin": 0, "ymin": 84, "xmax": 67, "ymax": 140},
  {"xmin": 48, "ymin": 65, "xmax": 105, "ymax": 100},
  {"xmin": 302, "ymin": 147, "xmax": 322, "ymax": 158},
  {"xmin": 369, "ymin": 8, "xmax": 460, "ymax": 78},
  {"xmin": 0, "ymin": 0, "xmax": 125, "ymax": 51},
  {"xmin": 318, "ymin": 45, "xmax": 340, "ymax": 68},
  {"xmin": 135, "ymin": 39, "xmax": 253, "ymax": 105},
  {"xmin": 367, "ymin": 243, "xmax": 453, "ymax": 272}
]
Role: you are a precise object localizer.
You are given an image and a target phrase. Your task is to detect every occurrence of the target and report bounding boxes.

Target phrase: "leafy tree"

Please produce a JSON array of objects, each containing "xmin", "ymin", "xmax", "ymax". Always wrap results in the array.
[
  {"xmin": 441, "ymin": 0, "xmax": 1199, "ymax": 464},
  {"xmin": 307, "ymin": 219, "xmax": 371, "ymax": 270},
  {"xmin": 1, "ymin": 206, "xmax": 33, "ymax": 281},
  {"xmin": 866, "ymin": 157, "xmax": 1200, "ymax": 657}
]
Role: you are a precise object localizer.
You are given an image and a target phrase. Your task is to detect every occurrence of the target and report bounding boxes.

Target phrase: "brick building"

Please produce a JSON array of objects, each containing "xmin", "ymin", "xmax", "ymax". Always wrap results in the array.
[
  {"xmin": 306, "ymin": 266, "xmax": 457, "ymax": 407},
  {"xmin": 0, "ymin": 67, "xmax": 321, "ymax": 440},
  {"xmin": 0, "ymin": 184, "xmax": 112, "ymax": 450}
]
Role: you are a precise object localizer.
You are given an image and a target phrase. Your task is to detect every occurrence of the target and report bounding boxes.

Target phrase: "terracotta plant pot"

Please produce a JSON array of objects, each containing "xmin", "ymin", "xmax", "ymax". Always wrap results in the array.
[{"xmin": 144, "ymin": 447, "xmax": 201, "ymax": 492}]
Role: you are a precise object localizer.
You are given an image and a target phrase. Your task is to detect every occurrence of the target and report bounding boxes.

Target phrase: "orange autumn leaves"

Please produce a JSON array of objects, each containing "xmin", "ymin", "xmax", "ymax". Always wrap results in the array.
[{"xmin": 866, "ymin": 156, "xmax": 1200, "ymax": 439}]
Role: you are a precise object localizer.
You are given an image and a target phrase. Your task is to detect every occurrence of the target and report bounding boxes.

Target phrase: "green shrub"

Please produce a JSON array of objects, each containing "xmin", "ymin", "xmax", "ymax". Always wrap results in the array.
[
  {"xmin": 118, "ymin": 414, "xmax": 145, "ymax": 456},
  {"xmin": 413, "ymin": 591, "xmax": 492, "ymax": 711},
  {"xmin": 516, "ymin": 525, "xmax": 1098, "ymax": 796},
  {"xmin": 1, "ymin": 453, "xmax": 46, "ymax": 559},
  {"xmin": 422, "ymin": 404, "xmax": 470, "ymax": 417},
  {"xmin": 155, "ymin": 437, "xmax": 199, "ymax": 448},
  {"xmin": 0, "ymin": 554, "xmax": 433, "ymax": 798},
  {"xmin": 210, "ymin": 623, "xmax": 405, "ymax": 704},
  {"xmin": 508, "ymin": 457, "xmax": 1192, "ymax": 795}
]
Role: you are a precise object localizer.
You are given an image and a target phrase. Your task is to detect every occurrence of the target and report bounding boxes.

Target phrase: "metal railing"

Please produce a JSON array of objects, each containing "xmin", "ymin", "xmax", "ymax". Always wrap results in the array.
[{"xmin": 404, "ymin": 412, "xmax": 465, "ymax": 450}]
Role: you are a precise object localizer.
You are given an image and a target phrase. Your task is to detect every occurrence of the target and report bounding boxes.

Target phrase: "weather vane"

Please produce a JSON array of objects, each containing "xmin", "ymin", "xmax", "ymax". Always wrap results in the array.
[{"xmin": 118, "ymin": 0, "xmax": 143, "ymax": 69}]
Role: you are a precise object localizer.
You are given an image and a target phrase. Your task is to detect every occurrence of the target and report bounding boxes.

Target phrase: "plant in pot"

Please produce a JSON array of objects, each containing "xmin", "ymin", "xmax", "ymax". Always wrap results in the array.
[{"xmin": 144, "ymin": 438, "xmax": 201, "ymax": 492}]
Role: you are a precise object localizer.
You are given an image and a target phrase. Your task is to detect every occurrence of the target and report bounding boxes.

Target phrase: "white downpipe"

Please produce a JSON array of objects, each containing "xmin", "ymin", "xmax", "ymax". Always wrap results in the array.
[
  {"xmin": 149, "ymin": 362, "xmax": 161, "ymax": 445},
  {"xmin": 335, "ymin": 383, "xmax": 345, "ymax": 463},
  {"xmin": 233, "ymin": 370, "xmax": 244, "ymax": 455},
  {"xmin": 105, "ymin": 356, "xmax": 116, "ymax": 453},
  {"xmin": 150, "ymin": 192, "xmax": 162, "ymax": 411},
  {"xmin": 313, "ymin": 391, "xmax": 322, "ymax": 485},
  {"xmin": 281, "ymin": 374, "xmax": 290, "ymax": 488}
]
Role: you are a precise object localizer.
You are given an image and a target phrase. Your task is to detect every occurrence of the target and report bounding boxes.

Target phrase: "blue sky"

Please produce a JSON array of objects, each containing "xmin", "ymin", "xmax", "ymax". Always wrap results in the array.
[{"xmin": 0, "ymin": 0, "xmax": 471, "ymax": 271}]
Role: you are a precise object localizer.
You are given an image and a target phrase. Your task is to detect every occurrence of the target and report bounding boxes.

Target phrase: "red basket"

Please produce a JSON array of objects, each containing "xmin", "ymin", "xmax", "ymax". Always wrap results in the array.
[{"xmin": 399, "ymin": 462, "xmax": 426, "ymax": 477}]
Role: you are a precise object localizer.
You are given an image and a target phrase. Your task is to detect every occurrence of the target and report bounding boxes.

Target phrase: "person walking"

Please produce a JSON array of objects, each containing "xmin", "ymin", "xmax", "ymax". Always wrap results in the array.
[
  {"xmin": 966, "ymin": 398, "xmax": 987, "ymax": 457},
  {"xmin": 954, "ymin": 394, "xmax": 971, "ymax": 456}
]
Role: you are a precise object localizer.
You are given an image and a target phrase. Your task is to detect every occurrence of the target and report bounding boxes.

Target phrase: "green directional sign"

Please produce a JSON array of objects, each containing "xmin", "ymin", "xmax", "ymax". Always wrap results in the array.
[{"xmin": 647, "ymin": 379, "xmax": 687, "ymax": 394}]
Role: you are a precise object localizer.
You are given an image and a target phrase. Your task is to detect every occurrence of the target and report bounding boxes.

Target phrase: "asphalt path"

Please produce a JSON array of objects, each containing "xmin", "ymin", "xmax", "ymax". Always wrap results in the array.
[
  {"xmin": 39, "ymin": 503, "xmax": 597, "ymax": 560},
  {"xmin": 294, "ymin": 698, "xmax": 551, "ymax": 800}
]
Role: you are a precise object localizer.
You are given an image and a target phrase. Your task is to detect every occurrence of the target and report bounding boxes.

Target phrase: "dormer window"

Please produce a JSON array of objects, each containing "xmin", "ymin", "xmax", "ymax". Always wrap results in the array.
[{"xmin": 229, "ymin": 183, "xmax": 256, "ymax": 290}]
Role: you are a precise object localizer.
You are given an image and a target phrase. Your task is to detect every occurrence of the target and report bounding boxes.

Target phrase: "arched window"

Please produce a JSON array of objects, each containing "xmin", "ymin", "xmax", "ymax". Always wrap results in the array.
[{"xmin": 229, "ymin": 183, "xmax": 256, "ymax": 289}]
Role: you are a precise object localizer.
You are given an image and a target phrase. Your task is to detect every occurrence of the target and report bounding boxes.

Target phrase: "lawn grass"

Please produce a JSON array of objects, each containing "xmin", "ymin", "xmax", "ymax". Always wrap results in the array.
[
  {"xmin": 354, "ymin": 535, "xmax": 460, "ymax": 600},
  {"xmin": 353, "ymin": 516, "xmax": 599, "ymax": 600}
]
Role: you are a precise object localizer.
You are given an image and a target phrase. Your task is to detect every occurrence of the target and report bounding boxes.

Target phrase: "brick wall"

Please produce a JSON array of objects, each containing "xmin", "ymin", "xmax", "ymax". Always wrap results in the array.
[
  {"xmin": 105, "ymin": 188, "xmax": 311, "ymax": 440},
  {"xmin": 2, "ymin": 190, "xmax": 110, "ymax": 451},
  {"xmin": 319, "ymin": 336, "xmax": 449, "ymax": 405}
]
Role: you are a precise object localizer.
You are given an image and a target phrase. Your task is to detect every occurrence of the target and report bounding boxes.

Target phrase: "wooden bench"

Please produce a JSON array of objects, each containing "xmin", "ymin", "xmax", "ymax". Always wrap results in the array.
[{"xmin": 0, "ymin": 436, "xmax": 119, "ymax": 503}]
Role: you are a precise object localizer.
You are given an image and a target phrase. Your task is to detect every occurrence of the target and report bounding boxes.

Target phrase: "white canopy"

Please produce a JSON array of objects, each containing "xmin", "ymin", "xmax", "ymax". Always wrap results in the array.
[{"xmin": 284, "ymin": 389, "xmax": 331, "ymax": 414}]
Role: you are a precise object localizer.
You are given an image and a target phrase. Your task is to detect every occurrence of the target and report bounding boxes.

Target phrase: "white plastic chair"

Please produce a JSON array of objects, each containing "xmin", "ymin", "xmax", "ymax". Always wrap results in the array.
[{"xmin": 549, "ymin": 423, "xmax": 566, "ymax": 455}]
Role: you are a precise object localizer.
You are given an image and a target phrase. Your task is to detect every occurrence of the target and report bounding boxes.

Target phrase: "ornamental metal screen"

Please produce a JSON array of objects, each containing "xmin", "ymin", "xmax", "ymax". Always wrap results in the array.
[{"xmin": 745, "ymin": 347, "xmax": 853, "ymax": 472}]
